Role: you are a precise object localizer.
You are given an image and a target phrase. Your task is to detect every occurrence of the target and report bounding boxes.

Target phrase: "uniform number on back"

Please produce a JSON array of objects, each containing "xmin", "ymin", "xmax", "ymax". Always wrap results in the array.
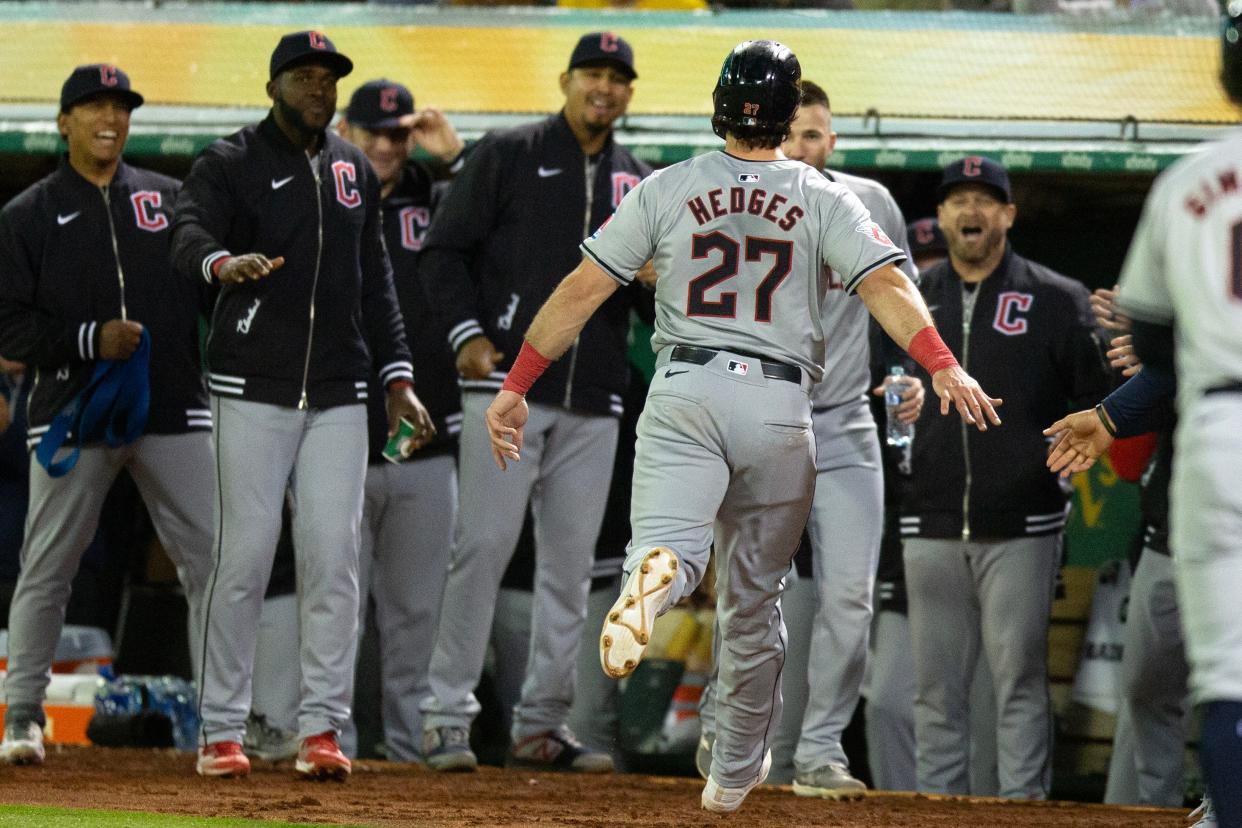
[{"xmin": 688, "ymin": 232, "xmax": 793, "ymax": 323}]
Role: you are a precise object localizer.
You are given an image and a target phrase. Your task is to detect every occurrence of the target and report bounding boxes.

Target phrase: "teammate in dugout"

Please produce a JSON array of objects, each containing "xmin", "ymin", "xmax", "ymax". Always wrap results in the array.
[
  {"xmin": 901, "ymin": 156, "xmax": 1110, "ymax": 799},
  {"xmin": 416, "ymin": 32, "xmax": 651, "ymax": 773},
  {"xmin": 483, "ymin": 40, "xmax": 1000, "ymax": 812},
  {"xmin": 1045, "ymin": 13, "xmax": 1242, "ymax": 822},
  {"xmin": 171, "ymin": 31, "xmax": 433, "ymax": 780},
  {"xmin": 0, "ymin": 64, "xmax": 216, "ymax": 766},
  {"xmin": 335, "ymin": 79, "xmax": 465, "ymax": 761},
  {"xmin": 693, "ymin": 78, "xmax": 926, "ymax": 797}
]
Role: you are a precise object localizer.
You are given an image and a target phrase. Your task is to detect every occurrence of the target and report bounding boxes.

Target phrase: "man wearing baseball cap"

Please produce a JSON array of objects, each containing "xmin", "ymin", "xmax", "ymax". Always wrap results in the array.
[
  {"xmin": 172, "ymin": 31, "xmax": 433, "ymax": 780},
  {"xmin": 334, "ymin": 79, "xmax": 464, "ymax": 761},
  {"xmin": 899, "ymin": 156, "xmax": 1111, "ymax": 798},
  {"xmin": 415, "ymin": 31, "xmax": 650, "ymax": 773},
  {"xmin": 0, "ymin": 64, "xmax": 216, "ymax": 766}
]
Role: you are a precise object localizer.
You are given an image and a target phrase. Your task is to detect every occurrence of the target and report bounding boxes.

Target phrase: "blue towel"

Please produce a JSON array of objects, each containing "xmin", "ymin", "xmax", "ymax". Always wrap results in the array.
[{"xmin": 35, "ymin": 329, "xmax": 151, "ymax": 478}]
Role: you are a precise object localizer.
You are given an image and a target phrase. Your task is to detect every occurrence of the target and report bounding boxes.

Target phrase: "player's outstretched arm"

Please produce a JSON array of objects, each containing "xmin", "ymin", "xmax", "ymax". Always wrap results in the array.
[
  {"xmin": 1043, "ymin": 408, "xmax": 1115, "ymax": 477},
  {"xmin": 484, "ymin": 257, "xmax": 620, "ymax": 470},
  {"xmin": 857, "ymin": 264, "xmax": 1002, "ymax": 430}
]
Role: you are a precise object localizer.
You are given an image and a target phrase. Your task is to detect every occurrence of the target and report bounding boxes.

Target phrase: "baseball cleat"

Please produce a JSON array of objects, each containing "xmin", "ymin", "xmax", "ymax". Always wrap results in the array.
[
  {"xmin": 792, "ymin": 761, "xmax": 868, "ymax": 800},
  {"xmin": 423, "ymin": 725, "xmax": 478, "ymax": 772},
  {"xmin": 196, "ymin": 741, "xmax": 251, "ymax": 778},
  {"xmin": 295, "ymin": 732, "xmax": 350, "ymax": 781},
  {"xmin": 506, "ymin": 728, "xmax": 613, "ymax": 773},
  {"xmin": 600, "ymin": 547, "xmax": 679, "ymax": 679},
  {"xmin": 701, "ymin": 749, "xmax": 772, "ymax": 813},
  {"xmin": 0, "ymin": 721, "xmax": 45, "ymax": 766}
]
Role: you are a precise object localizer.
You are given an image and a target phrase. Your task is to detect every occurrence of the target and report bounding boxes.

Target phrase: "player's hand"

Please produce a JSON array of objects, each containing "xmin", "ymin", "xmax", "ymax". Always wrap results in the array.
[
  {"xmin": 485, "ymin": 389, "xmax": 528, "ymax": 471},
  {"xmin": 1043, "ymin": 408, "xmax": 1115, "ymax": 477},
  {"xmin": 387, "ymin": 383, "xmax": 435, "ymax": 454},
  {"xmin": 218, "ymin": 254, "xmax": 285, "ymax": 285},
  {"xmin": 456, "ymin": 336, "xmax": 504, "ymax": 380},
  {"xmin": 99, "ymin": 319, "xmax": 145, "ymax": 360},
  {"xmin": 636, "ymin": 261, "xmax": 659, "ymax": 290},
  {"xmin": 1106, "ymin": 334, "xmax": 1143, "ymax": 377},
  {"xmin": 401, "ymin": 108, "xmax": 465, "ymax": 164},
  {"xmin": 931, "ymin": 366, "xmax": 1002, "ymax": 431},
  {"xmin": 872, "ymin": 374, "xmax": 925, "ymax": 424},
  {"xmin": 1090, "ymin": 286, "xmax": 1130, "ymax": 332}
]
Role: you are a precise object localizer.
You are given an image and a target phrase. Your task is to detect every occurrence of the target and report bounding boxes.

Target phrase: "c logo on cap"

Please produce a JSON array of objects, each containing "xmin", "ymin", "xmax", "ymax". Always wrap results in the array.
[
  {"xmin": 309, "ymin": 31, "xmax": 327, "ymax": 50},
  {"xmin": 99, "ymin": 65, "xmax": 118, "ymax": 87},
  {"xmin": 380, "ymin": 87, "xmax": 399, "ymax": 113},
  {"xmin": 962, "ymin": 156, "xmax": 983, "ymax": 177},
  {"xmin": 600, "ymin": 32, "xmax": 619, "ymax": 52}
]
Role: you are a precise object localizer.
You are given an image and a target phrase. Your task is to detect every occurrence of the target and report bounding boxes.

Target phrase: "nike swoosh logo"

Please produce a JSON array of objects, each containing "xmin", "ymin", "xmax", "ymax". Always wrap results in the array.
[
  {"xmin": 271, "ymin": 176, "xmax": 295, "ymax": 190},
  {"xmin": 664, "ymin": 369, "xmax": 689, "ymax": 379},
  {"xmin": 537, "ymin": 167, "xmax": 562, "ymax": 178},
  {"xmin": 57, "ymin": 212, "xmax": 80, "ymax": 225}
]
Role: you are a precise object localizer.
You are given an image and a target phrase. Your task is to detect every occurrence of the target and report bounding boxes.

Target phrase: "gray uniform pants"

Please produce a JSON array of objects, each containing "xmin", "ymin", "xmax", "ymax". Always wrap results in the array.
[
  {"xmin": 4, "ymin": 433, "xmax": 215, "ymax": 725},
  {"xmin": 199, "ymin": 398, "xmax": 367, "ymax": 745},
  {"xmin": 348, "ymin": 454, "xmax": 457, "ymax": 761},
  {"xmin": 863, "ymin": 608, "xmax": 999, "ymax": 793},
  {"xmin": 421, "ymin": 394, "xmax": 617, "ymax": 741},
  {"xmin": 795, "ymin": 398, "xmax": 884, "ymax": 774},
  {"xmin": 1104, "ymin": 548, "xmax": 1190, "ymax": 807},
  {"xmin": 492, "ymin": 579, "xmax": 624, "ymax": 757},
  {"xmin": 626, "ymin": 349, "xmax": 815, "ymax": 789},
  {"xmin": 904, "ymin": 535, "xmax": 1059, "ymax": 799}
]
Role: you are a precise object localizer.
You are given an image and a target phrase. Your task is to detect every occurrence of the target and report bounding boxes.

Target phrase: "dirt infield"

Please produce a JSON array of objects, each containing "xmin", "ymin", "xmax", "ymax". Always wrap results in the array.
[{"xmin": 0, "ymin": 746, "xmax": 1184, "ymax": 827}]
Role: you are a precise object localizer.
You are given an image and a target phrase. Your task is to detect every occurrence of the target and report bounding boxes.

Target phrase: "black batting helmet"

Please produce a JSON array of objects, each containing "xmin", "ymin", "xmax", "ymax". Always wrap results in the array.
[
  {"xmin": 1224, "ymin": 8, "xmax": 1242, "ymax": 103},
  {"xmin": 711, "ymin": 40, "xmax": 801, "ymax": 142}
]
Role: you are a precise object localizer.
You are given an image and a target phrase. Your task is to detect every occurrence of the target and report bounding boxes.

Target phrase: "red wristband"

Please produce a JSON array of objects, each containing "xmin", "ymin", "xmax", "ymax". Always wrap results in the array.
[
  {"xmin": 211, "ymin": 255, "xmax": 232, "ymax": 278},
  {"xmin": 387, "ymin": 379, "xmax": 413, "ymax": 393},
  {"xmin": 908, "ymin": 326, "xmax": 959, "ymax": 375},
  {"xmin": 501, "ymin": 341, "xmax": 552, "ymax": 396}
]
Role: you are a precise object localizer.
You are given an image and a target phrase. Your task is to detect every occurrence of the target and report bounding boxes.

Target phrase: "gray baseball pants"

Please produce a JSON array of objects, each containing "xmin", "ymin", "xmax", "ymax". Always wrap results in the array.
[
  {"xmin": 5, "ymin": 433, "xmax": 215, "ymax": 726},
  {"xmin": 1103, "ymin": 548, "xmax": 1190, "ymax": 806},
  {"xmin": 421, "ymin": 394, "xmax": 617, "ymax": 741},
  {"xmin": 348, "ymin": 454, "xmax": 457, "ymax": 760},
  {"xmin": 904, "ymin": 535, "xmax": 1059, "ymax": 799},
  {"xmin": 863, "ymin": 607, "xmax": 999, "ymax": 793},
  {"xmin": 626, "ymin": 348, "xmax": 815, "ymax": 789},
  {"xmin": 198, "ymin": 398, "xmax": 367, "ymax": 745}
]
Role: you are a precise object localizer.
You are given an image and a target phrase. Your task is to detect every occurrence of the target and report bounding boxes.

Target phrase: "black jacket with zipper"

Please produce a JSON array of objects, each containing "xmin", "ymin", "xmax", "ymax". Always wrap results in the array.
[
  {"xmin": 364, "ymin": 162, "xmax": 460, "ymax": 464},
  {"xmin": 419, "ymin": 112, "xmax": 651, "ymax": 418},
  {"xmin": 171, "ymin": 114, "xmax": 411, "ymax": 410},
  {"xmin": 901, "ymin": 247, "xmax": 1110, "ymax": 540},
  {"xmin": 0, "ymin": 158, "xmax": 209, "ymax": 449}
]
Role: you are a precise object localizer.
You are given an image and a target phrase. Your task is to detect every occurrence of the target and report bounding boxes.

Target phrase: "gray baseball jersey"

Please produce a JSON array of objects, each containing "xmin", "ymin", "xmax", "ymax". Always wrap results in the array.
[
  {"xmin": 812, "ymin": 170, "xmax": 917, "ymax": 410},
  {"xmin": 582, "ymin": 152, "xmax": 907, "ymax": 380}
]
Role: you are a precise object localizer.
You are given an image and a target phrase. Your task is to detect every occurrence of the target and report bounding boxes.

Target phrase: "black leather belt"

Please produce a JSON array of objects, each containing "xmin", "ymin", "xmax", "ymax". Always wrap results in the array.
[
  {"xmin": 1205, "ymin": 382, "xmax": 1242, "ymax": 396},
  {"xmin": 669, "ymin": 345, "xmax": 802, "ymax": 384}
]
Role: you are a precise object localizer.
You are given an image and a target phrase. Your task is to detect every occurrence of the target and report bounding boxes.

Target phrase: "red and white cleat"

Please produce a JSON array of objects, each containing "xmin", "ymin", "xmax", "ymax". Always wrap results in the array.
[
  {"xmin": 295, "ymin": 731, "xmax": 351, "ymax": 781},
  {"xmin": 196, "ymin": 741, "xmax": 251, "ymax": 778}
]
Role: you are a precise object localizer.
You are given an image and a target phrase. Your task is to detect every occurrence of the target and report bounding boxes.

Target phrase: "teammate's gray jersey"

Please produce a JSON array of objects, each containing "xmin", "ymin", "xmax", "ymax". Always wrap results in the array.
[
  {"xmin": 1117, "ymin": 128, "xmax": 1242, "ymax": 410},
  {"xmin": 582, "ymin": 152, "xmax": 906, "ymax": 382},
  {"xmin": 811, "ymin": 169, "xmax": 917, "ymax": 410}
]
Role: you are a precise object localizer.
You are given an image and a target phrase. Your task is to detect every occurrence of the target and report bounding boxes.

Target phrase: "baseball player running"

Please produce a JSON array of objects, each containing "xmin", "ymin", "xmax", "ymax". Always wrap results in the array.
[
  {"xmin": 483, "ymin": 40, "xmax": 1000, "ymax": 812},
  {"xmin": 0, "ymin": 64, "xmax": 214, "ymax": 765},
  {"xmin": 1048, "ymin": 14, "xmax": 1242, "ymax": 824}
]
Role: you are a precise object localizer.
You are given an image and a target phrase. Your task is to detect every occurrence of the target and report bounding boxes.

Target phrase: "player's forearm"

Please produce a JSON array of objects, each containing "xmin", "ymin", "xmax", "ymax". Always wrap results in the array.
[
  {"xmin": 855, "ymin": 264, "xmax": 934, "ymax": 350},
  {"xmin": 524, "ymin": 260, "xmax": 619, "ymax": 360}
]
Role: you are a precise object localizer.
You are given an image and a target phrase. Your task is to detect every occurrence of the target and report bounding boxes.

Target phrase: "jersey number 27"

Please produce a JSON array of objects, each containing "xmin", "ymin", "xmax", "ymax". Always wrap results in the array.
[{"xmin": 688, "ymin": 232, "xmax": 793, "ymax": 323}]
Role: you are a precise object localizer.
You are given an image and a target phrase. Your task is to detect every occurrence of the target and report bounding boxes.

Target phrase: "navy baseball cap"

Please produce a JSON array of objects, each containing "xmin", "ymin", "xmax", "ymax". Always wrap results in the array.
[
  {"xmin": 60, "ymin": 64, "xmax": 144, "ymax": 113},
  {"xmin": 346, "ymin": 80, "xmax": 414, "ymax": 129},
  {"xmin": 568, "ymin": 32, "xmax": 637, "ymax": 80},
  {"xmin": 907, "ymin": 217, "xmax": 947, "ymax": 255},
  {"xmin": 270, "ymin": 30, "xmax": 354, "ymax": 81},
  {"xmin": 938, "ymin": 155, "xmax": 1011, "ymax": 204}
]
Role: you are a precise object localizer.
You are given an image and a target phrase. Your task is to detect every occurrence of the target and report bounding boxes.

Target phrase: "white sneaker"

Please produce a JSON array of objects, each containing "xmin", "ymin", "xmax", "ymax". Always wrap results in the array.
[
  {"xmin": 0, "ymin": 722, "xmax": 45, "ymax": 766},
  {"xmin": 701, "ymin": 750, "xmax": 772, "ymax": 813},
  {"xmin": 600, "ymin": 547, "xmax": 679, "ymax": 679}
]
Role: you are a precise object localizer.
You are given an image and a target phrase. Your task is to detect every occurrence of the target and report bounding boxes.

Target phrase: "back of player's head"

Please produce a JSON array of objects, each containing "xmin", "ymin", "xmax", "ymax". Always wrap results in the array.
[
  {"xmin": 1223, "ymin": 7, "xmax": 1242, "ymax": 104},
  {"xmin": 711, "ymin": 40, "xmax": 801, "ymax": 148}
]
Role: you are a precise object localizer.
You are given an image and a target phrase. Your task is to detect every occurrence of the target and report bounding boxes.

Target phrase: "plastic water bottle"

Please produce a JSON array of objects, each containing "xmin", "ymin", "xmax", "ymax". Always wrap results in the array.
[{"xmin": 885, "ymin": 366, "xmax": 914, "ymax": 449}]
